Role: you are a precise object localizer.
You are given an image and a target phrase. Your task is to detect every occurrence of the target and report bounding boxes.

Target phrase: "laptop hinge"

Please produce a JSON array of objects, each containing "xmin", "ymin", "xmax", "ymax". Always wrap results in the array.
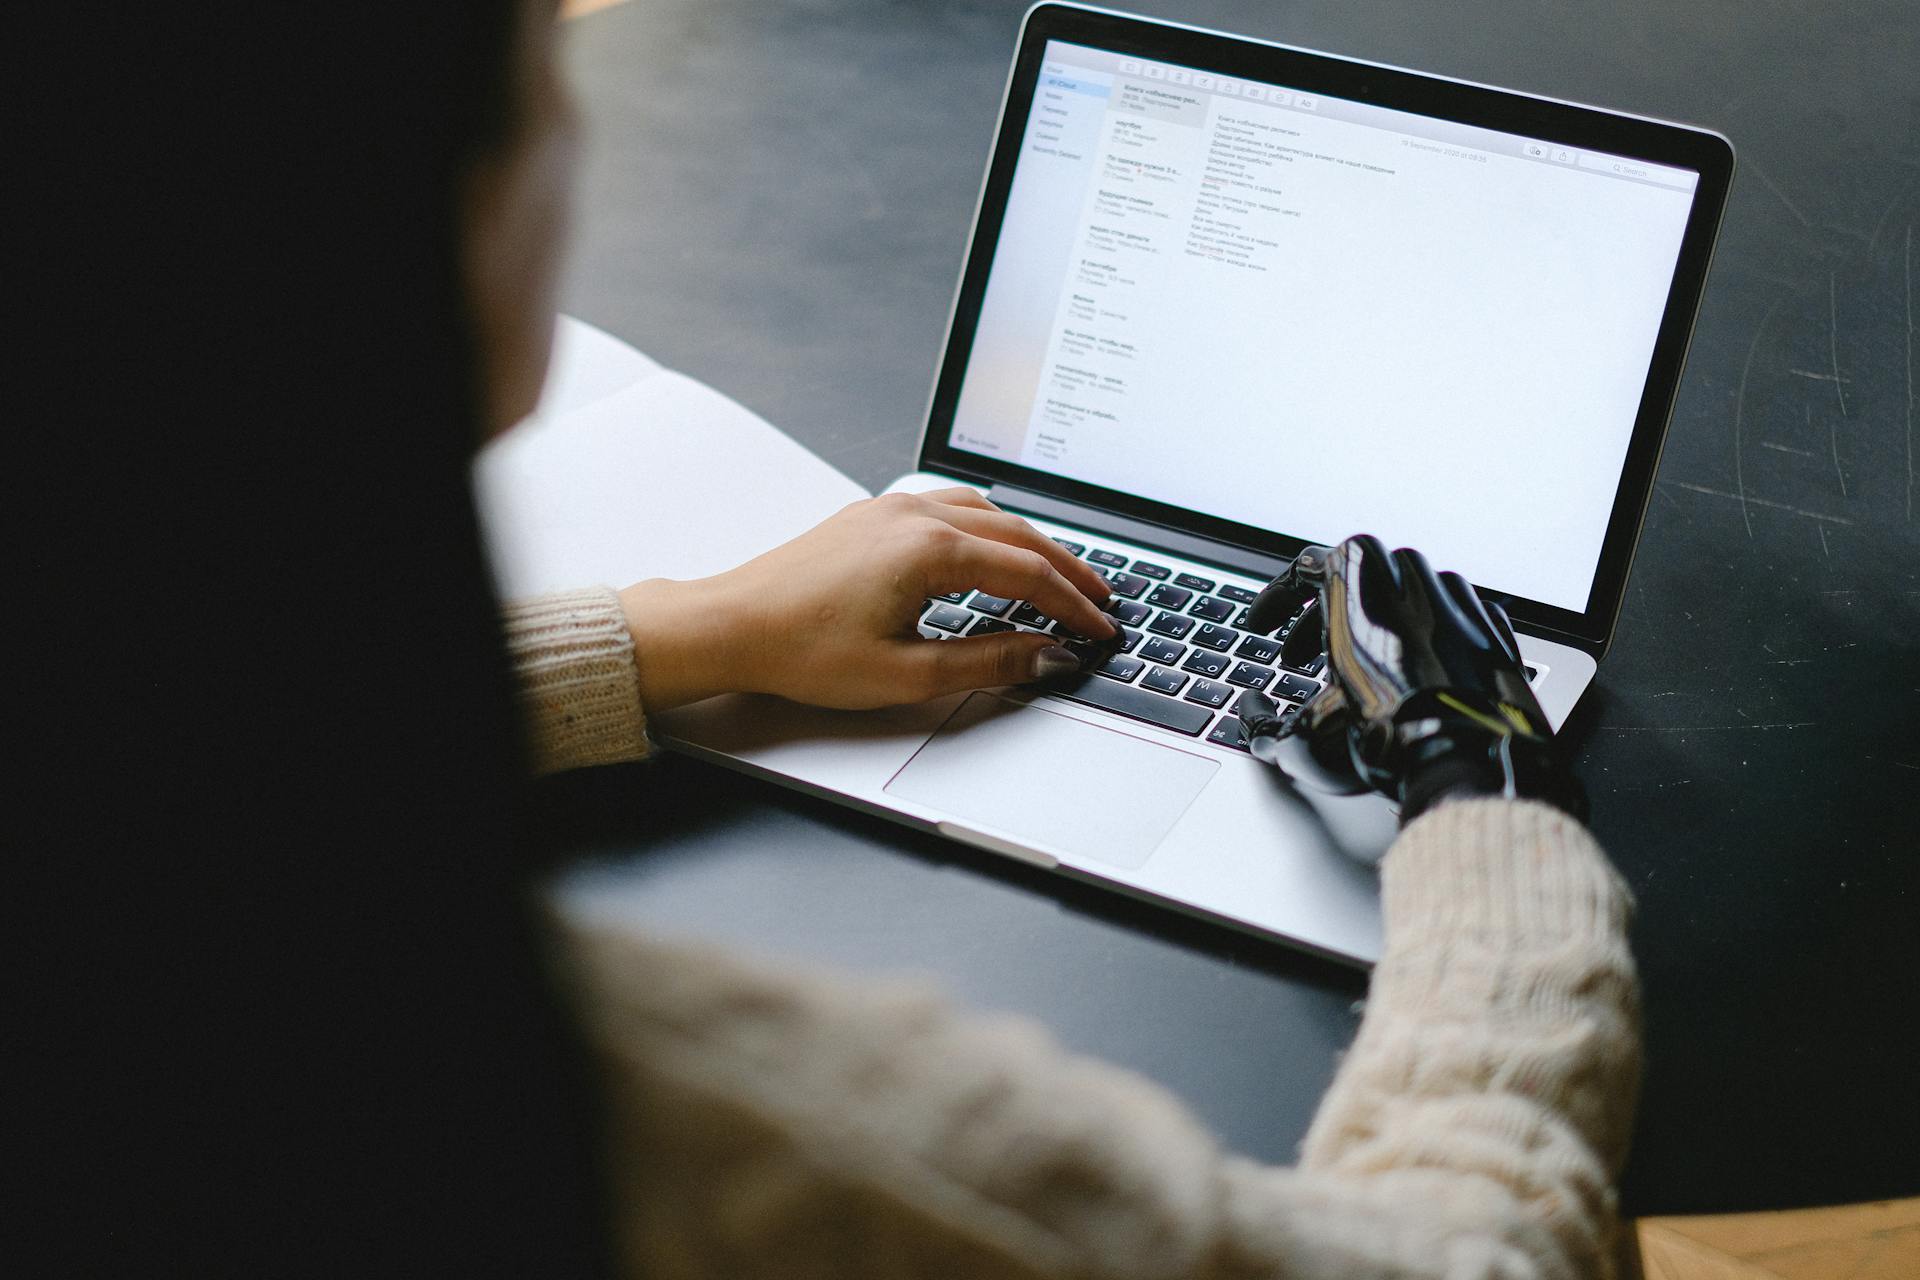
[
  {"xmin": 988, "ymin": 482, "xmax": 1606, "ymax": 658},
  {"xmin": 985, "ymin": 484, "xmax": 1294, "ymax": 583},
  {"xmin": 1530, "ymin": 621, "xmax": 1607, "ymax": 661}
]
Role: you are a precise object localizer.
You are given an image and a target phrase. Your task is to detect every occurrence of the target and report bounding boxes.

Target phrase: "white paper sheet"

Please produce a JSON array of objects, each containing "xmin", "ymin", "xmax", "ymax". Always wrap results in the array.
[
  {"xmin": 533, "ymin": 314, "xmax": 661, "ymax": 419},
  {"xmin": 474, "ymin": 317, "xmax": 869, "ymax": 598}
]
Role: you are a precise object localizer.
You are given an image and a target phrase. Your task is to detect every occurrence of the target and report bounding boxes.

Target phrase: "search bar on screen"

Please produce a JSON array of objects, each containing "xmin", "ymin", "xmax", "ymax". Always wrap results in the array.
[{"xmin": 1577, "ymin": 152, "xmax": 1695, "ymax": 190}]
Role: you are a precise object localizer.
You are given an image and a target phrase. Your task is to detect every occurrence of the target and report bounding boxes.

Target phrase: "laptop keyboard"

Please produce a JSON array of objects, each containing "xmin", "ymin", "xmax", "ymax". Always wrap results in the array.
[
  {"xmin": 915, "ymin": 527, "xmax": 1327, "ymax": 751},
  {"xmin": 916, "ymin": 521, "xmax": 1551, "ymax": 752}
]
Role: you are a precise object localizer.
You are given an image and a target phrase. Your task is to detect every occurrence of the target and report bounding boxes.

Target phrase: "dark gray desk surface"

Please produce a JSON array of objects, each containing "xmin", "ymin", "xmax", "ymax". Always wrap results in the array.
[{"xmin": 543, "ymin": 0, "xmax": 1920, "ymax": 1213}]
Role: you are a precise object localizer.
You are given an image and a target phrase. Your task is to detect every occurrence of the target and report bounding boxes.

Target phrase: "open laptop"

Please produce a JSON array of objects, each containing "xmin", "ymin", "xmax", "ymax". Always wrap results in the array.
[{"xmin": 653, "ymin": 2, "xmax": 1733, "ymax": 965}]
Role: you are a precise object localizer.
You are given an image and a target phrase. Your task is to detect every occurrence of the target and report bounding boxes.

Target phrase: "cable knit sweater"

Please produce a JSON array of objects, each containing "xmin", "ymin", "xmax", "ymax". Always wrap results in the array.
[{"xmin": 503, "ymin": 587, "xmax": 1641, "ymax": 1280}]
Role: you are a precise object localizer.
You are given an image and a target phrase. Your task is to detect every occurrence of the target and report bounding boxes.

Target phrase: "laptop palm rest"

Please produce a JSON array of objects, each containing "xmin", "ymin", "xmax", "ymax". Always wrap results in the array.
[{"xmin": 884, "ymin": 692, "xmax": 1218, "ymax": 871}]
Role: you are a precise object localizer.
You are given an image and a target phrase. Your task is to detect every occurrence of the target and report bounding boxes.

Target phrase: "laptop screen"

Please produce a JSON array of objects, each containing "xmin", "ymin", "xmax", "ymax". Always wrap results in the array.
[{"xmin": 944, "ymin": 39, "xmax": 1701, "ymax": 614}]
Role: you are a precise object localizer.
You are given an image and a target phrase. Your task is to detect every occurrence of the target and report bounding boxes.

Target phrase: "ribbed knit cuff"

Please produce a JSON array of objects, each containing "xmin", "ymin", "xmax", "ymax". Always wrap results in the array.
[
  {"xmin": 1384, "ymin": 798, "xmax": 1632, "ymax": 948},
  {"xmin": 500, "ymin": 586, "xmax": 652, "ymax": 776}
]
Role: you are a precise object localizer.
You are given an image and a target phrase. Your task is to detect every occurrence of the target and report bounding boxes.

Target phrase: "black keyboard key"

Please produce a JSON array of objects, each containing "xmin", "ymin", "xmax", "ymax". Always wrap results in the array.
[
  {"xmin": 1226, "ymin": 661, "xmax": 1275, "ymax": 690},
  {"xmin": 1207, "ymin": 717, "xmax": 1250, "ymax": 752},
  {"xmin": 1233, "ymin": 685, "xmax": 1301, "ymax": 713},
  {"xmin": 1010, "ymin": 603, "xmax": 1052, "ymax": 628},
  {"xmin": 1096, "ymin": 654, "xmax": 1145, "ymax": 682},
  {"xmin": 1184, "ymin": 678, "xmax": 1233, "ymax": 708},
  {"xmin": 1104, "ymin": 598, "xmax": 1152, "ymax": 626},
  {"xmin": 1235, "ymin": 634, "xmax": 1281, "ymax": 663},
  {"xmin": 1188, "ymin": 596, "xmax": 1235, "ymax": 623},
  {"xmin": 1046, "ymin": 674, "xmax": 1213, "ymax": 736},
  {"xmin": 1218, "ymin": 584, "xmax": 1257, "ymax": 604},
  {"xmin": 966, "ymin": 616, "xmax": 1015, "ymax": 636},
  {"xmin": 1275, "ymin": 672, "xmax": 1320, "ymax": 702},
  {"xmin": 1087, "ymin": 548, "xmax": 1128, "ymax": 568},
  {"xmin": 1130, "ymin": 560, "xmax": 1171, "ymax": 580},
  {"xmin": 1141, "ymin": 665, "xmax": 1189, "ymax": 696},
  {"xmin": 1139, "ymin": 636, "xmax": 1187, "ymax": 666},
  {"xmin": 1239, "ymin": 605, "xmax": 1301, "ymax": 636},
  {"xmin": 1106, "ymin": 571, "xmax": 1150, "ymax": 599},
  {"xmin": 1180, "ymin": 649, "xmax": 1231, "ymax": 679},
  {"xmin": 1053, "ymin": 626, "xmax": 1128, "ymax": 675},
  {"xmin": 969, "ymin": 592, "xmax": 1015, "ymax": 617},
  {"xmin": 1191, "ymin": 624, "xmax": 1238, "ymax": 652},
  {"xmin": 1058, "ymin": 619, "xmax": 1135, "ymax": 651},
  {"xmin": 1174, "ymin": 572, "xmax": 1216, "ymax": 593},
  {"xmin": 935, "ymin": 590, "xmax": 969, "ymax": 604},
  {"xmin": 1053, "ymin": 538, "xmax": 1086, "ymax": 556},
  {"xmin": 1147, "ymin": 611, "xmax": 1194, "ymax": 640},
  {"xmin": 1282, "ymin": 653, "xmax": 1326, "ymax": 677},
  {"xmin": 922, "ymin": 604, "xmax": 971, "ymax": 633},
  {"xmin": 1145, "ymin": 583, "xmax": 1193, "ymax": 610}
]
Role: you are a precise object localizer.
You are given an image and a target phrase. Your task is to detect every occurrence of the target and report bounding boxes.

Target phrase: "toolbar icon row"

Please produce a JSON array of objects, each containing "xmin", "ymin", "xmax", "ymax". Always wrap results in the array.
[{"xmin": 1119, "ymin": 59, "xmax": 1316, "ymax": 111}]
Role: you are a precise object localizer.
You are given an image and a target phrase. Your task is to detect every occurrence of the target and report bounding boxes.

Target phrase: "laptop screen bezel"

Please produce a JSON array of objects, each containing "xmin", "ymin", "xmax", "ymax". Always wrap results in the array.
[{"xmin": 914, "ymin": 1, "xmax": 1734, "ymax": 654}]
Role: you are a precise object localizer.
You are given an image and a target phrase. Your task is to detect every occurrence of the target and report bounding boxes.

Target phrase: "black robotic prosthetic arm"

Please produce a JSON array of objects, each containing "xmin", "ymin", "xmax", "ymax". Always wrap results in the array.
[{"xmin": 1238, "ymin": 535, "xmax": 1584, "ymax": 824}]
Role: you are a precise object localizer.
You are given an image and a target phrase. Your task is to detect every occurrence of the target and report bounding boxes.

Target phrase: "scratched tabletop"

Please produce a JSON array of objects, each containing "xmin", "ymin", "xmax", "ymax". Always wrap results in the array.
[{"xmin": 547, "ymin": 0, "xmax": 1920, "ymax": 1211}]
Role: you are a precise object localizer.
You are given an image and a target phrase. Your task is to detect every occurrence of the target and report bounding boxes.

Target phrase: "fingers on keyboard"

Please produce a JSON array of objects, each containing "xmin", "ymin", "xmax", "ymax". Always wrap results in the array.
[{"xmin": 918, "ymin": 542, "xmax": 1326, "ymax": 745}]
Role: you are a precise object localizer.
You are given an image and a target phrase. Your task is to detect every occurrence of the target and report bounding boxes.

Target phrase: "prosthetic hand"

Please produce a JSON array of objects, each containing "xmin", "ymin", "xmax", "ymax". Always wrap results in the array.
[{"xmin": 1236, "ymin": 534, "xmax": 1585, "ymax": 824}]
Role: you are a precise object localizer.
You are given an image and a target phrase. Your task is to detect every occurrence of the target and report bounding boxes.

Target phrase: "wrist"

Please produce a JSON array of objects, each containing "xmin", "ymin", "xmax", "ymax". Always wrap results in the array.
[
  {"xmin": 1396, "ymin": 724, "xmax": 1586, "ymax": 825},
  {"xmin": 617, "ymin": 576, "xmax": 760, "ymax": 712},
  {"xmin": 1398, "ymin": 753, "xmax": 1508, "ymax": 822}
]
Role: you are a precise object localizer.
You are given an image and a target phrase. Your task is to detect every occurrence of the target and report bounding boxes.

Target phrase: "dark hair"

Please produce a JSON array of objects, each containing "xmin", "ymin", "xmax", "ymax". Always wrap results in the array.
[{"xmin": 19, "ymin": 4, "xmax": 613, "ymax": 1272}]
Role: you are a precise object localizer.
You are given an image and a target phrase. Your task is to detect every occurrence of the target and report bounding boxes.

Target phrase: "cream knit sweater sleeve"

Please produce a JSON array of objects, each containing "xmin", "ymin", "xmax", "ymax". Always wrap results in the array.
[
  {"xmin": 506, "ymin": 589, "xmax": 1640, "ymax": 1280},
  {"xmin": 501, "ymin": 587, "xmax": 653, "ymax": 773}
]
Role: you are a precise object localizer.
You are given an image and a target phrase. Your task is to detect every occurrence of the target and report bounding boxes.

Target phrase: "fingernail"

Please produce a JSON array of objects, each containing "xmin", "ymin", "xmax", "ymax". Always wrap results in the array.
[{"xmin": 1031, "ymin": 645, "xmax": 1081, "ymax": 682}]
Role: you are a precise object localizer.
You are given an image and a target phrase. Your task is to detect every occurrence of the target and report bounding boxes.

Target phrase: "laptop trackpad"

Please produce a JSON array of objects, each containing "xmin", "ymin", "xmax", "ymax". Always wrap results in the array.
[{"xmin": 884, "ymin": 692, "xmax": 1218, "ymax": 871}]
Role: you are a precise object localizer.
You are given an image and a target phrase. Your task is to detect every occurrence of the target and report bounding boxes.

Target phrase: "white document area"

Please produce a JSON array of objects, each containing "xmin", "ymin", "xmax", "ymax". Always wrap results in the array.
[
  {"xmin": 951, "ymin": 46, "xmax": 1697, "ymax": 613},
  {"xmin": 474, "ymin": 316, "xmax": 868, "ymax": 598}
]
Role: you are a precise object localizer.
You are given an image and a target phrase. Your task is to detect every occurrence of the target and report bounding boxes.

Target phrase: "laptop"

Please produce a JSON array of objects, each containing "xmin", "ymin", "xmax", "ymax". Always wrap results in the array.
[{"xmin": 652, "ymin": 2, "xmax": 1733, "ymax": 965}]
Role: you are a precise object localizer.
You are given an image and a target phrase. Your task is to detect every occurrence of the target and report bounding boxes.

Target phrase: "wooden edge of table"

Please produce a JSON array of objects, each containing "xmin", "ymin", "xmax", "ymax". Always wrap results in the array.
[{"xmin": 1631, "ymin": 1198, "xmax": 1920, "ymax": 1280}]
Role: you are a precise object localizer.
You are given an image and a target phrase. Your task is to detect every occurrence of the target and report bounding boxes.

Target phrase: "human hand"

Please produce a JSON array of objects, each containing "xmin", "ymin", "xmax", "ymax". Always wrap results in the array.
[
  {"xmin": 616, "ymin": 488, "xmax": 1115, "ymax": 712},
  {"xmin": 1237, "ymin": 534, "xmax": 1583, "ymax": 823}
]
